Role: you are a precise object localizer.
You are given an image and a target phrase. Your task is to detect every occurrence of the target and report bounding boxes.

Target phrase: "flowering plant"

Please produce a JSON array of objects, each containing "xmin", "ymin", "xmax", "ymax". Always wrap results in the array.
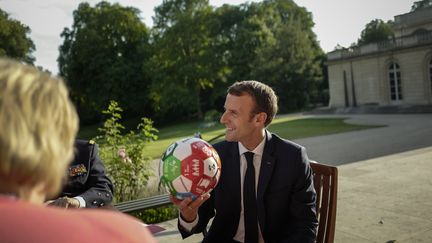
[{"xmin": 95, "ymin": 100, "xmax": 158, "ymax": 202}]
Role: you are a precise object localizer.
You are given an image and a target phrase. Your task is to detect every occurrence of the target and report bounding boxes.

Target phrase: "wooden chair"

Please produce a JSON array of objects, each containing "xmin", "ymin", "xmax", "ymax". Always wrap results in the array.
[{"xmin": 310, "ymin": 161, "xmax": 338, "ymax": 243}]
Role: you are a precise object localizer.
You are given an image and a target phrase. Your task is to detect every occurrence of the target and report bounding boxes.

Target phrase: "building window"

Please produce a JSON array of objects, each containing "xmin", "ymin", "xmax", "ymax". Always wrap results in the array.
[{"xmin": 388, "ymin": 62, "xmax": 402, "ymax": 101}]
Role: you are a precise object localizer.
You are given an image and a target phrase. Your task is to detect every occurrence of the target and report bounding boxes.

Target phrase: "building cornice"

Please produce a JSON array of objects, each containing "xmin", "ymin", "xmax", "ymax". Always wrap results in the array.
[{"xmin": 327, "ymin": 31, "xmax": 432, "ymax": 63}]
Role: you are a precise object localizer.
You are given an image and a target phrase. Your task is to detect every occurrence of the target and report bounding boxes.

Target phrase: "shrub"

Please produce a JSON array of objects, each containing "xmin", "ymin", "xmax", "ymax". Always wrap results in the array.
[
  {"xmin": 96, "ymin": 100, "xmax": 158, "ymax": 202},
  {"xmin": 131, "ymin": 206, "xmax": 178, "ymax": 224}
]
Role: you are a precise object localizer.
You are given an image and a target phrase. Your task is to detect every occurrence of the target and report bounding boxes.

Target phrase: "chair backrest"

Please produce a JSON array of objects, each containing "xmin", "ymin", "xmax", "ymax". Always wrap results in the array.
[{"xmin": 310, "ymin": 161, "xmax": 338, "ymax": 243}]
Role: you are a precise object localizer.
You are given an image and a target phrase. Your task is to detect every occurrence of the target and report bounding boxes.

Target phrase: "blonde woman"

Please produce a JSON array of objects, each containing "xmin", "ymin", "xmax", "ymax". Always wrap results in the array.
[{"xmin": 0, "ymin": 58, "xmax": 156, "ymax": 243}]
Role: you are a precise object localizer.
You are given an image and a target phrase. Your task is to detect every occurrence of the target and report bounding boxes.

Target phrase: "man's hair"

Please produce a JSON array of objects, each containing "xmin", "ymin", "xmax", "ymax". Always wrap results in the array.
[
  {"xmin": 227, "ymin": 80, "xmax": 278, "ymax": 127},
  {"xmin": 0, "ymin": 58, "xmax": 78, "ymax": 198}
]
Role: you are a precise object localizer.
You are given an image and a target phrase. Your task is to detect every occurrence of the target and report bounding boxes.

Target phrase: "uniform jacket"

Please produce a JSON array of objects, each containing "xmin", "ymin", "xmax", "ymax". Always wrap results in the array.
[
  {"xmin": 179, "ymin": 131, "xmax": 318, "ymax": 243},
  {"xmin": 59, "ymin": 140, "xmax": 114, "ymax": 208}
]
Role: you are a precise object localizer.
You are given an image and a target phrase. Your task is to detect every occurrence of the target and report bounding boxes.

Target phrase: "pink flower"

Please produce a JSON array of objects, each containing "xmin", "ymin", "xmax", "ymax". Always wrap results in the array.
[{"xmin": 117, "ymin": 148, "xmax": 132, "ymax": 163}]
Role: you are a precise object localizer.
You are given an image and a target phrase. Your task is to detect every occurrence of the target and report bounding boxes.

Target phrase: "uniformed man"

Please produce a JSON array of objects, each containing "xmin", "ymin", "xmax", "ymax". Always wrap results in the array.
[{"xmin": 47, "ymin": 139, "xmax": 114, "ymax": 208}]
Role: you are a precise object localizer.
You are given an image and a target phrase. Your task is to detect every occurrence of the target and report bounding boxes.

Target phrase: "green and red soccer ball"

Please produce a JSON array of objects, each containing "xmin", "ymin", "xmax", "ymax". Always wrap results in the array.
[{"xmin": 159, "ymin": 137, "xmax": 221, "ymax": 200}]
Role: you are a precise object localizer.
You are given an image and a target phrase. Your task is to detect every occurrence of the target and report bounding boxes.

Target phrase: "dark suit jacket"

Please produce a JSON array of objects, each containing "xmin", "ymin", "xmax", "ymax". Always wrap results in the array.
[
  {"xmin": 179, "ymin": 131, "xmax": 318, "ymax": 243},
  {"xmin": 58, "ymin": 140, "xmax": 114, "ymax": 208}
]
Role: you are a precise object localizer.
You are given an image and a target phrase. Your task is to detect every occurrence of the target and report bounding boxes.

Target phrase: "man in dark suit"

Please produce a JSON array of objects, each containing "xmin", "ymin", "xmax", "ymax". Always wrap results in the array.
[
  {"xmin": 47, "ymin": 139, "xmax": 114, "ymax": 208},
  {"xmin": 173, "ymin": 80, "xmax": 318, "ymax": 242}
]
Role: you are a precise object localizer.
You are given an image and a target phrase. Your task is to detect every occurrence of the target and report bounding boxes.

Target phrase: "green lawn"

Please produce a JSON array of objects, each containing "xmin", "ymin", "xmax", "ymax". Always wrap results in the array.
[
  {"xmin": 79, "ymin": 115, "xmax": 383, "ymax": 159},
  {"xmin": 268, "ymin": 116, "xmax": 383, "ymax": 140}
]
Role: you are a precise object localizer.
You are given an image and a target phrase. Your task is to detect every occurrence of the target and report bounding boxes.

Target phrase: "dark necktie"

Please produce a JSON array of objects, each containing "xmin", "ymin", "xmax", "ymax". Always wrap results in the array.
[{"xmin": 243, "ymin": 151, "xmax": 258, "ymax": 243}]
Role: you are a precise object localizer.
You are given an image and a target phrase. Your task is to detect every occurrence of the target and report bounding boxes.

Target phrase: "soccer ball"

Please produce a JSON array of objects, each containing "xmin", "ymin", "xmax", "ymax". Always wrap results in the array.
[{"xmin": 159, "ymin": 137, "xmax": 221, "ymax": 200}]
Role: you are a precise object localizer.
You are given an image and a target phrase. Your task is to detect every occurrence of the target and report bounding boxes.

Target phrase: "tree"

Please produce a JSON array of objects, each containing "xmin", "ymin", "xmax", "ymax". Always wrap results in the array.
[
  {"xmin": 224, "ymin": 2, "xmax": 269, "ymax": 82},
  {"xmin": 199, "ymin": 0, "xmax": 326, "ymax": 112},
  {"xmin": 357, "ymin": 19, "xmax": 394, "ymax": 46},
  {"xmin": 0, "ymin": 8, "xmax": 35, "ymax": 64},
  {"xmin": 149, "ymin": 0, "xmax": 216, "ymax": 120},
  {"xmin": 58, "ymin": 2, "xmax": 152, "ymax": 124},
  {"xmin": 411, "ymin": 0, "xmax": 432, "ymax": 11},
  {"xmin": 248, "ymin": 0, "xmax": 324, "ymax": 111}
]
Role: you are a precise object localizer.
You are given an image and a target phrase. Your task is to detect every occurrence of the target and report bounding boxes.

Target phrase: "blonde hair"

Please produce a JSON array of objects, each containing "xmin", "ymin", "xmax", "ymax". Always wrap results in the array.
[{"xmin": 0, "ymin": 58, "xmax": 78, "ymax": 199}]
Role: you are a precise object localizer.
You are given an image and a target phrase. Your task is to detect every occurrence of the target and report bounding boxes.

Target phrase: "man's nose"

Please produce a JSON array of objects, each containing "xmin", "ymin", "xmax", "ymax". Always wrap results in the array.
[{"xmin": 220, "ymin": 112, "xmax": 227, "ymax": 124}]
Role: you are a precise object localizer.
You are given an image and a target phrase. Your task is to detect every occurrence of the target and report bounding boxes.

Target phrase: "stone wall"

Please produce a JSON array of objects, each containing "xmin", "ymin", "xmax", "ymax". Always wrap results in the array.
[{"xmin": 328, "ymin": 46, "xmax": 432, "ymax": 107}]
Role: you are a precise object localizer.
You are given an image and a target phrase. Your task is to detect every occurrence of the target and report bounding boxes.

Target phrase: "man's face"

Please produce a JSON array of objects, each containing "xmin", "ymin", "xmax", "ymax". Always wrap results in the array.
[{"xmin": 220, "ymin": 94, "xmax": 262, "ymax": 146}]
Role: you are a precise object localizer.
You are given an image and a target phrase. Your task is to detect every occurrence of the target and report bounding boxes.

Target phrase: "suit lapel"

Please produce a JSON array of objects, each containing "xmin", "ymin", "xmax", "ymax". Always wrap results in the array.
[
  {"xmin": 230, "ymin": 142, "xmax": 241, "ymax": 209},
  {"xmin": 257, "ymin": 130, "xmax": 276, "ymax": 231},
  {"xmin": 257, "ymin": 130, "xmax": 276, "ymax": 198}
]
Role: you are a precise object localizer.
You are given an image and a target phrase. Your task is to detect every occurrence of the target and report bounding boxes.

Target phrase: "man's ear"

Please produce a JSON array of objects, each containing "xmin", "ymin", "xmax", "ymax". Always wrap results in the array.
[{"xmin": 255, "ymin": 112, "xmax": 267, "ymax": 126}]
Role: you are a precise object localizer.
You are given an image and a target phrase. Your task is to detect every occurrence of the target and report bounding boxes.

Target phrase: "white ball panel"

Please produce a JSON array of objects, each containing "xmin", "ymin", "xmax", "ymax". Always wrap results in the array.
[
  {"xmin": 203, "ymin": 157, "xmax": 217, "ymax": 177},
  {"xmin": 173, "ymin": 142, "xmax": 192, "ymax": 161},
  {"xmin": 171, "ymin": 175, "xmax": 192, "ymax": 193}
]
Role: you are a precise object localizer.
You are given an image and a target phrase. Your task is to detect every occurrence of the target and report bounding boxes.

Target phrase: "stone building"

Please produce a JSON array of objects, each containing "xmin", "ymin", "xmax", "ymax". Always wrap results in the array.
[{"xmin": 327, "ymin": 6, "xmax": 432, "ymax": 109}]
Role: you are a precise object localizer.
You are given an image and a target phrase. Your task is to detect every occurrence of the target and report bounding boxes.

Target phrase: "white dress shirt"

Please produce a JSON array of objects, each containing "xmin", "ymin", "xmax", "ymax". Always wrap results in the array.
[
  {"xmin": 179, "ymin": 137, "xmax": 267, "ymax": 243},
  {"xmin": 74, "ymin": 196, "xmax": 86, "ymax": 208},
  {"xmin": 234, "ymin": 137, "xmax": 266, "ymax": 243}
]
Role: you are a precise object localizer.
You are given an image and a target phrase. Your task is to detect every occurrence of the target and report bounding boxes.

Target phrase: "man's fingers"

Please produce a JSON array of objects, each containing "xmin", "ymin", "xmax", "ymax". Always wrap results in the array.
[
  {"xmin": 178, "ymin": 197, "xmax": 193, "ymax": 211},
  {"xmin": 58, "ymin": 198, "xmax": 68, "ymax": 207},
  {"xmin": 50, "ymin": 198, "xmax": 66, "ymax": 207},
  {"xmin": 172, "ymin": 194, "xmax": 211, "ymax": 223},
  {"xmin": 170, "ymin": 193, "xmax": 210, "ymax": 212},
  {"xmin": 189, "ymin": 193, "xmax": 210, "ymax": 209},
  {"xmin": 67, "ymin": 198, "xmax": 80, "ymax": 208},
  {"xmin": 47, "ymin": 197, "xmax": 78, "ymax": 208},
  {"xmin": 169, "ymin": 195, "xmax": 192, "ymax": 210},
  {"xmin": 169, "ymin": 195, "xmax": 182, "ymax": 205}
]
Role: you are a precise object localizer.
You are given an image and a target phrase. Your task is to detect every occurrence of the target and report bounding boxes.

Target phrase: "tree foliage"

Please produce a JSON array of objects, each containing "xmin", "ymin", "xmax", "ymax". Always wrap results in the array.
[
  {"xmin": 0, "ymin": 8, "xmax": 35, "ymax": 64},
  {"xmin": 149, "ymin": 0, "xmax": 325, "ymax": 117},
  {"xmin": 249, "ymin": 0, "xmax": 324, "ymax": 111},
  {"xmin": 203, "ymin": 0, "xmax": 324, "ymax": 112},
  {"xmin": 58, "ymin": 2, "xmax": 152, "ymax": 124},
  {"xmin": 411, "ymin": 0, "xmax": 432, "ymax": 11},
  {"xmin": 357, "ymin": 19, "xmax": 394, "ymax": 46},
  {"xmin": 59, "ymin": 0, "xmax": 328, "ymax": 124},
  {"xmin": 149, "ymin": 0, "xmax": 216, "ymax": 120}
]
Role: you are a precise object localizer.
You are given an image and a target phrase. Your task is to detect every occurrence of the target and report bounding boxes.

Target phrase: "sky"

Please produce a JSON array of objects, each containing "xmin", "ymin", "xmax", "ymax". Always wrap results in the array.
[{"xmin": 0, "ymin": 0, "xmax": 414, "ymax": 74}]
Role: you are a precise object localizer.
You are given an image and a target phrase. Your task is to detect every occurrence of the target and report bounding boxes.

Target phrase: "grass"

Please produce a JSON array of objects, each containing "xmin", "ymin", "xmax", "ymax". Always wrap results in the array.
[
  {"xmin": 268, "ymin": 116, "xmax": 383, "ymax": 140},
  {"xmin": 79, "ymin": 115, "xmax": 384, "ymax": 159}
]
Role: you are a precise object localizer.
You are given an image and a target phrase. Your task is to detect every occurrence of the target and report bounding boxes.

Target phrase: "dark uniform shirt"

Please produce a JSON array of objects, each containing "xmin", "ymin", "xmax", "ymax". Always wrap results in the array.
[{"xmin": 59, "ymin": 140, "xmax": 114, "ymax": 208}]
